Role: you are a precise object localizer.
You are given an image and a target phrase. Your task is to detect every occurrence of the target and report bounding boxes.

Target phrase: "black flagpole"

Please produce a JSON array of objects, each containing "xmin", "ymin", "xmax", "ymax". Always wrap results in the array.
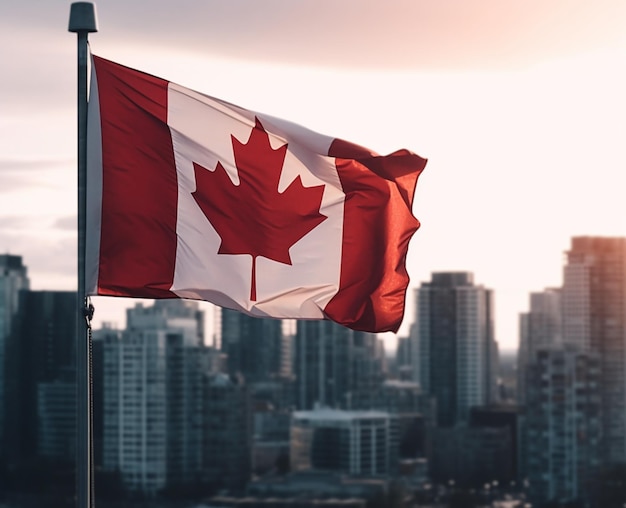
[{"xmin": 68, "ymin": 3, "xmax": 98, "ymax": 507}]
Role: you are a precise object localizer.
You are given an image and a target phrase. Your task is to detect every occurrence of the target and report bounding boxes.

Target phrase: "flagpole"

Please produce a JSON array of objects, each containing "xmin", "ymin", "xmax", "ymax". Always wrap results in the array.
[{"xmin": 68, "ymin": 3, "xmax": 98, "ymax": 508}]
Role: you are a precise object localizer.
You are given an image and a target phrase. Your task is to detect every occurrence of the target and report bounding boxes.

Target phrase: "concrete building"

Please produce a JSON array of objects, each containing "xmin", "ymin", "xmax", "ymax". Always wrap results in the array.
[
  {"xmin": 221, "ymin": 308, "xmax": 289, "ymax": 382},
  {"xmin": 349, "ymin": 332, "xmax": 386, "ymax": 409},
  {"xmin": 413, "ymin": 272, "xmax": 498, "ymax": 427},
  {"xmin": 294, "ymin": 320, "xmax": 382, "ymax": 411},
  {"xmin": 0, "ymin": 254, "xmax": 29, "ymax": 452},
  {"xmin": 202, "ymin": 373, "xmax": 252, "ymax": 493},
  {"xmin": 37, "ymin": 379, "xmax": 76, "ymax": 460},
  {"xmin": 5, "ymin": 290, "xmax": 75, "ymax": 463},
  {"xmin": 561, "ymin": 237, "xmax": 626, "ymax": 465},
  {"xmin": 518, "ymin": 288, "xmax": 562, "ymax": 404},
  {"xmin": 102, "ymin": 300, "xmax": 207, "ymax": 495},
  {"xmin": 394, "ymin": 335, "xmax": 413, "ymax": 380},
  {"xmin": 524, "ymin": 345, "xmax": 602, "ymax": 505},
  {"xmin": 290, "ymin": 408, "xmax": 397, "ymax": 476}
]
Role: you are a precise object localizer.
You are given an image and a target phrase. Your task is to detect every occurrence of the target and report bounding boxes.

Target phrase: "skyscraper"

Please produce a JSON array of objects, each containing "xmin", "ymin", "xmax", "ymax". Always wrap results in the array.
[
  {"xmin": 517, "ymin": 288, "xmax": 562, "ymax": 404},
  {"xmin": 102, "ymin": 300, "xmax": 206, "ymax": 495},
  {"xmin": 220, "ymin": 308, "xmax": 288, "ymax": 382},
  {"xmin": 5, "ymin": 290, "xmax": 76, "ymax": 464},
  {"xmin": 562, "ymin": 236, "xmax": 626, "ymax": 464},
  {"xmin": 524, "ymin": 345, "xmax": 601, "ymax": 504},
  {"xmin": 294, "ymin": 320, "xmax": 382, "ymax": 411},
  {"xmin": 413, "ymin": 272, "xmax": 498, "ymax": 427},
  {"xmin": 0, "ymin": 254, "xmax": 29, "ymax": 452},
  {"xmin": 201, "ymin": 372, "xmax": 251, "ymax": 494},
  {"xmin": 294, "ymin": 320, "xmax": 353, "ymax": 410}
]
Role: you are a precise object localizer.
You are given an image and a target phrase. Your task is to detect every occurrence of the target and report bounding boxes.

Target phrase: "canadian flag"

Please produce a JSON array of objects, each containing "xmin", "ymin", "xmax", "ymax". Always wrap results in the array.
[{"xmin": 86, "ymin": 56, "xmax": 427, "ymax": 333}]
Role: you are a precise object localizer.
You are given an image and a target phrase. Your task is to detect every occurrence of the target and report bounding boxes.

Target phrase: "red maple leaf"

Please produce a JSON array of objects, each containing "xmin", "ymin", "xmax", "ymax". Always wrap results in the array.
[{"xmin": 191, "ymin": 117, "xmax": 327, "ymax": 301}]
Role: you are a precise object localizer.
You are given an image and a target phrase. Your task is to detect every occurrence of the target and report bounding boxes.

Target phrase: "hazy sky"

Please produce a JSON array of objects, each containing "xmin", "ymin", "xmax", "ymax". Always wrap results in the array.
[{"xmin": 1, "ymin": 1, "xmax": 625, "ymax": 352}]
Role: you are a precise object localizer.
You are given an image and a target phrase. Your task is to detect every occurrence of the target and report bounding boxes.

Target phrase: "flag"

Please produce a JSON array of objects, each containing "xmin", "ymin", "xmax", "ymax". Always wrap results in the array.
[{"xmin": 86, "ymin": 55, "xmax": 427, "ymax": 333}]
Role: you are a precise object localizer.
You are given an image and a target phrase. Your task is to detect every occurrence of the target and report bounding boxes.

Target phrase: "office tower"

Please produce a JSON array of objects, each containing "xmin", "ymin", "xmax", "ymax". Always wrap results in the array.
[
  {"xmin": 394, "ymin": 335, "xmax": 413, "ymax": 380},
  {"xmin": 290, "ymin": 408, "xmax": 397, "ymax": 476},
  {"xmin": 37, "ymin": 379, "xmax": 76, "ymax": 460},
  {"xmin": 517, "ymin": 288, "xmax": 562, "ymax": 404},
  {"xmin": 92, "ymin": 324, "xmax": 120, "ymax": 468},
  {"xmin": 562, "ymin": 236, "xmax": 626, "ymax": 464},
  {"xmin": 5, "ymin": 290, "xmax": 76, "ymax": 463},
  {"xmin": 0, "ymin": 254, "xmax": 29, "ymax": 452},
  {"xmin": 524, "ymin": 345, "xmax": 601, "ymax": 504},
  {"xmin": 350, "ymin": 332, "xmax": 386, "ymax": 409},
  {"xmin": 102, "ymin": 300, "xmax": 206, "ymax": 495},
  {"xmin": 294, "ymin": 320, "xmax": 383, "ymax": 410},
  {"xmin": 295, "ymin": 320, "xmax": 351, "ymax": 410},
  {"xmin": 414, "ymin": 272, "xmax": 498, "ymax": 427},
  {"xmin": 202, "ymin": 373, "xmax": 251, "ymax": 493},
  {"xmin": 221, "ymin": 308, "xmax": 288, "ymax": 382}
]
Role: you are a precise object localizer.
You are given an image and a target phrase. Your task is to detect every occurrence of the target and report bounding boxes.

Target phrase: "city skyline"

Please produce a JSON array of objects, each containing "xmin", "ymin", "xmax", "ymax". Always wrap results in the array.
[
  {"xmin": 2, "ymin": 237, "xmax": 625, "ymax": 506},
  {"xmin": 2, "ymin": 1, "xmax": 626, "ymax": 351}
]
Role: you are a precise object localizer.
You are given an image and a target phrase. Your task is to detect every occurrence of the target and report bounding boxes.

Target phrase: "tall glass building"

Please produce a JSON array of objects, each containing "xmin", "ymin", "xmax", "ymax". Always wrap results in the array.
[
  {"xmin": 0, "ymin": 254, "xmax": 29, "ymax": 453},
  {"xmin": 412, "ymin": 272, "xmax": 498, "ymax": 427}
]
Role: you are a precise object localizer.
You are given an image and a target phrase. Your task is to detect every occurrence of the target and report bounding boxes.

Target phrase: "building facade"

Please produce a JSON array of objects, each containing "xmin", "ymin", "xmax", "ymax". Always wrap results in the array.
[
  {"xmin": 524, "ymin": 345, "xmax": 602, "ymax": 504},
  {"xmin": 221, "ymin": 308, "xmax": 288, "ymax": 382},
  {"xmin": 102, "ymin": 300, "xmax": 206, "ymax": 495},
  {"xmin": 290, "ymin": 408, "xmax": 397, "ymax": 476},
  {"xmin": 5, "ymin": 290, "xmax": 76, "ymax": 463},
  {"xmin": 562, "ymin": 237, "xmax": 626, "ymax": 465},
  {"xmin": 517, "ymin": 288, "xmax": 562, "ymax": 404},
  {"xmin": 0, "ymin": 254, "xmax": 29, "ymax": 452},
  {"xmin": 413, "ymin": 272, "xmax": 498, "ymax": 427},
  {"xmin": 294, "ymin": 320, "xmax": 383, "ymax": 411},
  {"xmin": 201, "ymin": 372, "xmax": 252, "ymax": 493}
]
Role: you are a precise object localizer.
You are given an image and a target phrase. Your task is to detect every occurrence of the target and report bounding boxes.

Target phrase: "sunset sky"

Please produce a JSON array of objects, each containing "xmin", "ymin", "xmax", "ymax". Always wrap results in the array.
[{"xmin": 1, "ymin": 1, "xmax": 625, "ymax": 352}]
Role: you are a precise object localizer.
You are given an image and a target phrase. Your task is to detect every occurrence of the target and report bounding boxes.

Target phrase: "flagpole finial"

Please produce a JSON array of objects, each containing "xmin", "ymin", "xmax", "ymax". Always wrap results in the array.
[{"xmin": 68, "ymin": 2, "xmax": 98, "ymax": 33}]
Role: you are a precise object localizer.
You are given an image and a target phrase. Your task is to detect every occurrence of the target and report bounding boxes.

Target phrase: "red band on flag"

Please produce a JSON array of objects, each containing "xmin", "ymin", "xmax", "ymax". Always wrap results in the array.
[
  {"xmin": 93, "ymin": 56, "xmax": 178, "ymax": 298},
  {"xmin": 325, "ymin": 139, "xmax": 426, "ymax": 332}
]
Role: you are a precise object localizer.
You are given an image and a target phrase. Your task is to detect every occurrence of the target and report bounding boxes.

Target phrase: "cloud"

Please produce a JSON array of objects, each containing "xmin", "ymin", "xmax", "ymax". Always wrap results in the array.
[
  {"xmin": 3, "ymin": 0, "xmax": 626, "ymax": 74},
  {"xmin": 53, "ymin": 215, "xmax": 76, "ymax": 231},
  {"xmin": 0, "ymin": 175, "xmax": 32, "ymax": 194},
  {"xmin": 0, "ymin": 216, "xmax": 33, "ymax": 230},
  {"xmin": 0, "ymin": 214, "xmax": 77, "ymax": 235},
  {"xmin": 0, "ymin": 159, "xmax": 73, "ymax": 171},
  {"xmin": 90, "ymin": 0, "xmax": 626, "ymax": 71},
  {"xmin": 0, "ymin": 159, "xmax": 75, "ymax": 194}
]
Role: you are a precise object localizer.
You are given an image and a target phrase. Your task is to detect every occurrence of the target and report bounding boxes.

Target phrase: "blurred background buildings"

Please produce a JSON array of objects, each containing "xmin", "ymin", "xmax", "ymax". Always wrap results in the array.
[{"xmin": 1, "ymin": 236, "xmax": 625, "ymax": 507}]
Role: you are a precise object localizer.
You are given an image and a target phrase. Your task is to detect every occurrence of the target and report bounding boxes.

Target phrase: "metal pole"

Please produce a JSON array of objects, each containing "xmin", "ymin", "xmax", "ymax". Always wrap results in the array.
[{"xmin": 68, "ymin": 3, "xmax": 98, "ymax": 507}]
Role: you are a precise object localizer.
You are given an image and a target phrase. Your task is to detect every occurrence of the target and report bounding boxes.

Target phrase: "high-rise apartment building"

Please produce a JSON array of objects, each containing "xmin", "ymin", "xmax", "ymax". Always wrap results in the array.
[
  {"xmin": 413, "ymin": 272, "xmax": 498, "ymax": 427},
  {"xmin": 37, "ymin": 380, "xmax": 76, "ymax": 460},
  {"xmin": 295, "ymin": 320, "xmax": 352, "ymax": 410},
  {"xmin": 524, "ymin": 345, "xmax": 601, "ymax": 504},
  {"xmin": 562, "ymin": 236, "xmax": 626, "ymax": 464},
  {"xmin": 294, "ymin": 320, "xmax": 383, "ymax": 410},
  {"xmin": 517, "ymin": 288, "xmax": 562, "ymax": 404},
  {"xmin": 0, "ymin": 254, "xmax": 29, "ymax": 452},
  {"xmin": 201, "ymin": 372, "xmax": 251, "ymax": 493},
  {"xmin": 519, "ymin": 236, "xmax": 626, "ymax": 506},
  {"xmin": 220, "ymin": 308, "xmax": 288, "ymax": 382},
  {"xmin": 102, "ymin": 300, "xmax": 206, "ymax": 495},
  {"xmin": 5, "ymin": 290, "xmax": 75, "ymax": 463}
]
